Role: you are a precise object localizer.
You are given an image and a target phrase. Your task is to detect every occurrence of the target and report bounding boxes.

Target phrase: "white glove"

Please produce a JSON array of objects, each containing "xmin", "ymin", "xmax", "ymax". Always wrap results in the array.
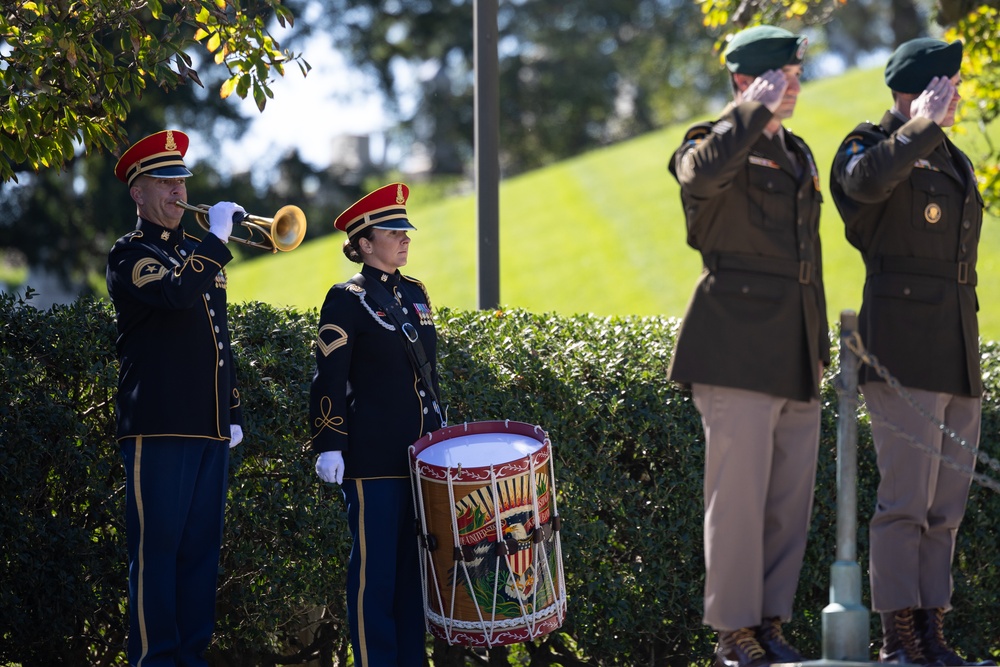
[
  {"xmin": 910, "ymin": 76, "xmax": 957, "ymax": 125},
  {"xmin": 229, "ymin": 424, "xmax": 244, "ymax": 448},
  {"xmin": 316, "ymin": 451, "xmax": 345, "ymax": 485},
  {"xmin": 742, "ymin": 69, "xmax": 790, "ymax": 114},
  {"xmin": 207, "ymin": 201, "xmax": 245, "ymax": 244}
]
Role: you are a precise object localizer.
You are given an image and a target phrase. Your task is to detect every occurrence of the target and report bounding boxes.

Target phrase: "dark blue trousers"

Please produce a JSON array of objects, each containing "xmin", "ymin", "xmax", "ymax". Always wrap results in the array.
[
  {"xmin": 121, "ymin": 436, "xmax": 229, "ymax": 667},
  {"xmin": 343, "ymin": 477, "xmax": 425, "ymax": 667}
]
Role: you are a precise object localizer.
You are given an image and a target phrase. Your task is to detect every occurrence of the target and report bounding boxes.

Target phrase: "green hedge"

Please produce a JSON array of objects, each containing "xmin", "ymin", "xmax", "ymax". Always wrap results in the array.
[{"xmin": 2, "ymin": 293, "xmax": 999, "ymax": 666}]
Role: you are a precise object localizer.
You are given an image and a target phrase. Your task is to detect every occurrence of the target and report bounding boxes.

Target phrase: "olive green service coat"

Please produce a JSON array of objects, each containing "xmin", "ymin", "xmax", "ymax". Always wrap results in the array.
[
  {"xmin": 668, "ymin": 101, "xmax": 830, "ymax": 402},
  {"xmin": 830, "ymin": 111, "xmax": 984, "ymax": 397}
]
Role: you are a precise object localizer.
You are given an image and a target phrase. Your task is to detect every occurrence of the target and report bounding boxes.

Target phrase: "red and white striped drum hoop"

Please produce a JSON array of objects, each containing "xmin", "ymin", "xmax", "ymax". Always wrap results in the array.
[{"xmin": 409, "ymin": 420, "xmax": 567, "ymax": 647}]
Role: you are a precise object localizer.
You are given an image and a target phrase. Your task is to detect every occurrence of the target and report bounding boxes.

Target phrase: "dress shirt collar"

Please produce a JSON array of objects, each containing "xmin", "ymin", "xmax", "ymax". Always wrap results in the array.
[
  {"xmin": 136, "ymin": 217, "xmax": 184, "ymax": 246},
  {"xmin": 361, "ymin": 262, "xmax": 401, "ymax": 288}
]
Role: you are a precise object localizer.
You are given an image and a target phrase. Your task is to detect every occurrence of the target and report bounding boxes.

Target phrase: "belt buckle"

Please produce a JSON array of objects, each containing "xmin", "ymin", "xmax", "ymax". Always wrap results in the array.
[{"xmin": 401, "ymin": 322, "xmax": 419, "ymax": 342}]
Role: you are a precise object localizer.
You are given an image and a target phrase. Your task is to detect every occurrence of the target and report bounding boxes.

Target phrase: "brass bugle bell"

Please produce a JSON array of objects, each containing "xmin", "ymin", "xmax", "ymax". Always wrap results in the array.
[{"xmin": 175, "ymin": 200, "xmax": 307, "ymax": 253}]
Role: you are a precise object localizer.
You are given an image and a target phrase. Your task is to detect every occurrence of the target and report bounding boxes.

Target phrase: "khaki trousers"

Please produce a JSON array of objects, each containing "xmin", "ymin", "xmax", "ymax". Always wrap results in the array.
[
  {"xmin": 692, "ymin": 384, "xmax": 821, "ymax": 631},
  {"xmin": 862, "ymin": 382, "xmax": 980, "ymax": 612}
]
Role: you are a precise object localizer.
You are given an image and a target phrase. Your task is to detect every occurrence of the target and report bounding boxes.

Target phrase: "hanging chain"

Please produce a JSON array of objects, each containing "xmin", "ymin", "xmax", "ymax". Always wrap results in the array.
[{"xmin": 843, "ymin": 332, "xmax": 1000, "ymax": 494}]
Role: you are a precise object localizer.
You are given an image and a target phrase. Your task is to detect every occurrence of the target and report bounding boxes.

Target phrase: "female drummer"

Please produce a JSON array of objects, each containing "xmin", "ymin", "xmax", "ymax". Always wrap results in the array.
[{"xmin": 310, "ymin": 182, "xmax": 443, "ymax": 666}]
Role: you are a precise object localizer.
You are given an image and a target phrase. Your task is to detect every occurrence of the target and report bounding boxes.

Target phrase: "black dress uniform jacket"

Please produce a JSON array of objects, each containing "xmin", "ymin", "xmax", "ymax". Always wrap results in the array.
[
  {"xmin": 830, "ymin": 112, "xmax": 984, "ymax": 397},
  {"xmin": 310, "ymin": 263, "xmax": 441, "ymax": 479},
  {"xmin": 668, "ymin": 101, "xmax": 830, "ymax": 402},
  {"xmin": 107, "ymin": 218, "xmax": 243, "ymax": 440}
]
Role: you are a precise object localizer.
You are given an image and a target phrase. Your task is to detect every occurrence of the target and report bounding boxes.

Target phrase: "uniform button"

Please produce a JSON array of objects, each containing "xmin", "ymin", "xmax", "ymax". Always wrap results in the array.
[
  {"xmin": 180, "ymin": 249, "xmax": 187, "ymax": 256},
  {"xmin": 741, "ymin": 285, "xmax": 750, "ymax": 294},
  {"xmin": 798, "ymin": 192, "xmax": 804, "ymax": 200},
  {"xmin": 903, "ymin": 287, "xmax": 911, "ymax": 296},
  {"xmin": 206, "ymin": 293, "xmax": 211, "ymax": 301},
  {"xmin": 963, "ymin": 220, "xmax": 971, "ymax": 229},
  {"xmin": 210, "ymin": 309, "xmax": 216, "ymax": 317},
  {"xmin": 215, "ymin": 326, "xmax": 220, "ymax": 333},
  {"xmin": 961, "ymin": 243, "xmax": 968, "ymax": 253},
  {"xmin": 219, "ymin": 359, "xmax": 225, "ymax": 367},
  {"xmin": 797, "ymin": 218, "xmax": 803, "ymax": 225},
  {"xmin": 419, "ymin": 390, "xmax": 426, "ymax": 397},
  {"xmin": 423, "ymin": 407, "xmax": 429, "ymax": 414},
  {"xmin": 218, "ymin": 342, "xmax": 224, "ymax": 350},
  {"xmin": 402, "ymin": 307, "xmax": 409, "ymax": 314},
  {"xmin": 799, "ymin": 242, "xmax": 806, "ymax": 250}
]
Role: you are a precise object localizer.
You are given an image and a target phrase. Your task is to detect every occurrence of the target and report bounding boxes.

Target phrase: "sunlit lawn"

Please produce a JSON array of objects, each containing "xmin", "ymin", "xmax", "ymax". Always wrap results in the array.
[{"xmin": 228, "ymin": 66, "xmax": 1000, "ymax": 340}]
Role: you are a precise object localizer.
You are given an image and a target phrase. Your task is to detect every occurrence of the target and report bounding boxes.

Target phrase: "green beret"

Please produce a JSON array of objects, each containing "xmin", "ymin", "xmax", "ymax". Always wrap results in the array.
[
  {"xmin": 723, "ymin": 25, "xmax": 808, "ymax": 76},
  {"xmin": 884, "ymin": 38, "xmax": 963, "ymax": 94}
]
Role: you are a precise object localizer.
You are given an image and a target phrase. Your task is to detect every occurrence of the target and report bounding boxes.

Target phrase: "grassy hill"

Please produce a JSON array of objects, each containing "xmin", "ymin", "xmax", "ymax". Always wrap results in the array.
[{"xmin": 228, "ymin": 66, "xmax": 1000, "ymax": 340}]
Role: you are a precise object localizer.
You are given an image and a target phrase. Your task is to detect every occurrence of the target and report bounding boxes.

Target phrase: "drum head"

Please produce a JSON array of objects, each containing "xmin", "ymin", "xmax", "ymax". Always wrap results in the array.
[{"xmin": 416, "ymin": 431, "xmax": 542, "ymax": 468}]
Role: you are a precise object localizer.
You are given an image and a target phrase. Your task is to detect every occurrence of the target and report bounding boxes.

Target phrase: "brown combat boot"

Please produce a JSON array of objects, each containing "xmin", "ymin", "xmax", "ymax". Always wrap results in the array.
[
  {"xmin": 879, "ymin": 609, "xmax": 931, "ymax": 664},
  {"xmin": 916, "ymin": 608, "xmax": 997, "ymax": 666},
  {"xmin": 715, "ymin": 627, "xmax": 769, "ymax": 667},
  {"xmin": 757, "ymin": 617, "xmax": 805, "ymax": 664}
]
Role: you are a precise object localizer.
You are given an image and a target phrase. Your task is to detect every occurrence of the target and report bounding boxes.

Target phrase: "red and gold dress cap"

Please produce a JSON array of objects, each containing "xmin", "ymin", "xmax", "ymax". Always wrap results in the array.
[
  {"xmin": 334, "ymin": 182, "xmax": 417, "ymax": 239},
  {"xmin": 114, "ymin": 130, "xmax": 193, "ymax": 187}
]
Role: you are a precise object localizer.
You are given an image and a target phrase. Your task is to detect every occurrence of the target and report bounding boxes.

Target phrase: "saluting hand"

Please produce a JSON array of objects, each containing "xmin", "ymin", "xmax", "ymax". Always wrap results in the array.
[
  {"xmin": 742, "ymin": 69, "xmax": 789, "ymax": 114},
  {"xmin": 910, "ymin": 76, "xmax": 956, "ymax": 126},
  {"xmin": 316, "ymin": 451, "xmax": 345, "ymax": 485}
]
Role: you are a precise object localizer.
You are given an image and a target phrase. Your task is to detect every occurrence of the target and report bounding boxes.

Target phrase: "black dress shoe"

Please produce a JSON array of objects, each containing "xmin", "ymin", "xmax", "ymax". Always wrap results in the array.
[
  {"xmin": 715, "ymin": 627, "xmax": 770, "ymax": 667},
  {"xmin": 758, "ymin": 617, "xmax": 804, "ymax": 664}
]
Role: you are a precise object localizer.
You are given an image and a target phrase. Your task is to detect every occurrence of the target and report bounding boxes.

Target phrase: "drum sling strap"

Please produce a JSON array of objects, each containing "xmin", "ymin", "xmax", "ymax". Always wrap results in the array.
[{"xmin": 352, "ymin": 273, "xmax": 445, "ymax": 428}]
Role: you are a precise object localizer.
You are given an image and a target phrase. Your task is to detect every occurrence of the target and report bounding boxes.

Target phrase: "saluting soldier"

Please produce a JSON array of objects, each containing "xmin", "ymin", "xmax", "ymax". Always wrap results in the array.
[
  {"xmin": 667, "ymin": 25, "xmax": 829, "ymax": 667},
  {"xmin": 106, "ymin": 130, "xmax": 247, "ymax": 666},
  {"xmin": 830, "ymin": 39, "xmax": 995, "ymax": 666},
  {"xmin": 311, "ymin": 183, "xmax": 442, "ymax": 666}
]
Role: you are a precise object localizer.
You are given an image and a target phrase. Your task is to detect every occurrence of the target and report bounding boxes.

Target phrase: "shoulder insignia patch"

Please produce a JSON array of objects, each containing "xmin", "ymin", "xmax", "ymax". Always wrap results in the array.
[
  {"xmin": 132, "ymin": 258, "xmax": 167, "ymax": 288},
  {"xmin": 317, "ymin": 323, "xmax": 348, "ymax": 357},
  {"xmin": 843, "ymin": 136, "xmax": 866, "ymax": 156},
  {"xmin": 683, "ymin": 126, "xmax": 710, "ymax": 146}
]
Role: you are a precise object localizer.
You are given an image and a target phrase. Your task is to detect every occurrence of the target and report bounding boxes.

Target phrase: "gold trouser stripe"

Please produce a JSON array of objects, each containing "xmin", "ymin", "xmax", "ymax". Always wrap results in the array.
[
  {"xmin": 134, "ymin": 437, "xmax": 150, "ymax": 665},
  {"xmin": 356, "ymin": 480, "xmax": 368, "ymax": 667}
]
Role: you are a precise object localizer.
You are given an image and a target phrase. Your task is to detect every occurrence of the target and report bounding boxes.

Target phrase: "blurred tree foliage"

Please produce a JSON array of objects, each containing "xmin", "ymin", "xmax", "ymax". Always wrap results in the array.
[
  {"xmin": 948, "ymin": 5, "xmax": 1000, "ymax": 214},
  {"xmin": 0, "ymin": 0, "xmax": 307, "ymax": 184},
  {"xmin": 697, "ymin": 0, "xmax": 1000, "ymax": 212},
  {"xmin": 0, "ymin": 77, "xmax": 360, "ymax": 295},
  {"xmin": 294, "ymin": 0, "xmax": 724, "ymax": 176},
  {"xmin": 279, "ymin": 0, "xmax": 921, "ymax": 178}
]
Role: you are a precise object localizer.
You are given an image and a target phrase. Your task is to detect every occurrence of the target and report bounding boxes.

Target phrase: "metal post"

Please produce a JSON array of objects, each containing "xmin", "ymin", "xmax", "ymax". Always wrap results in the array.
[
  {"xmin": 782, "ymin": 311, "xmax": 873, "ymax": 667},
  {"xmin": 820, "ymin": 310, "xmax": 870, "ymax": 662},
  {"xmin": 474, "ymin": 0, "xmax": 500, "ymax": 310}
]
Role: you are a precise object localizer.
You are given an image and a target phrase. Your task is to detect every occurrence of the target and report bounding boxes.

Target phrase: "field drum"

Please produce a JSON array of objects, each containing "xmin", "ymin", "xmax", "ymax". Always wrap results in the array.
[{"xmin": 409, "ymin": 420, "xmax": 566, "ymax": 647}]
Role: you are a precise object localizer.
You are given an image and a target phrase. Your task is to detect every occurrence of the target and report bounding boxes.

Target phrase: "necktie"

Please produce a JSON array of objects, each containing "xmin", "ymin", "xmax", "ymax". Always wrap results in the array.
[{"xmin": 774, "ymin": 132, "xmax": 802, "ymax": 178}]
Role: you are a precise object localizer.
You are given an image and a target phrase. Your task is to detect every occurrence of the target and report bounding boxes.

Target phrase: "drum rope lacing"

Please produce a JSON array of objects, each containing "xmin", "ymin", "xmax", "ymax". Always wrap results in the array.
[{"xmin": 410, "ymin": 424, "xmax": 567, "ymax": 647}]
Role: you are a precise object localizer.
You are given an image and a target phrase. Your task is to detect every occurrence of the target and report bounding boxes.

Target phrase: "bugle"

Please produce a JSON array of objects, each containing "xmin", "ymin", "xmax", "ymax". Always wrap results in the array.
[{"xmin": 175, "ymin": 200, "xmax": 307, "ymax": 253}]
